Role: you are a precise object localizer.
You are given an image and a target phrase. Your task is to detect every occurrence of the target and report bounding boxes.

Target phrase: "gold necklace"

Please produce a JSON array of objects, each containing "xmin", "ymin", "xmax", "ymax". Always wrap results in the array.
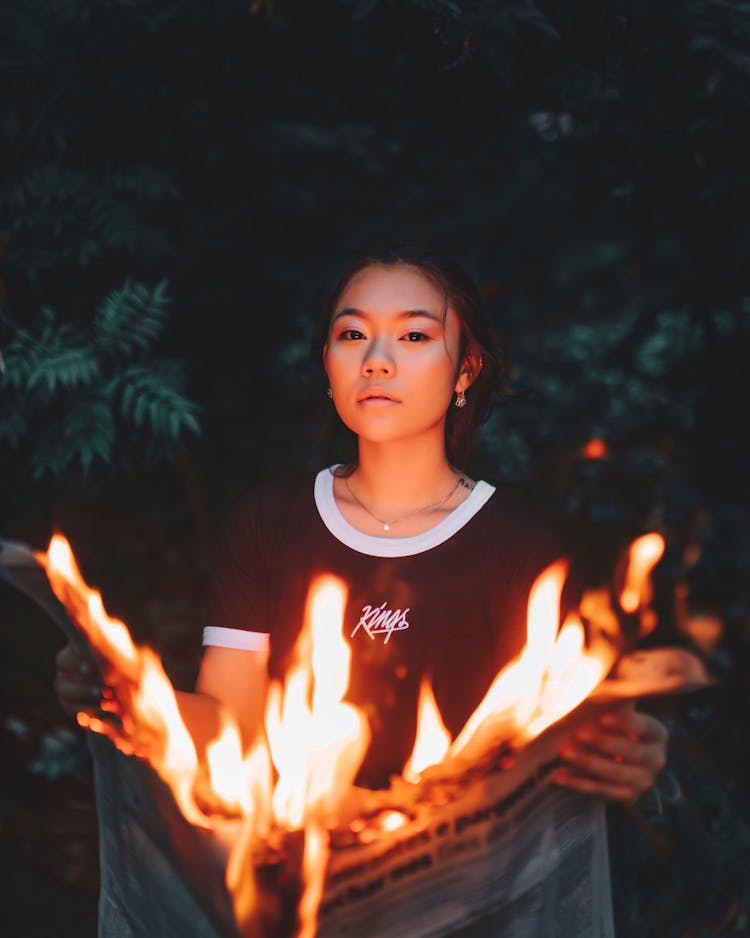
[{"xmin": 343, "ymin": 473, "xmax": 464, "ymax": 532}]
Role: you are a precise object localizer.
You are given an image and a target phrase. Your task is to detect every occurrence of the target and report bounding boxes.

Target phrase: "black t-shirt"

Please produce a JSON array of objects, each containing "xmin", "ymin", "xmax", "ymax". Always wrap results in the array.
[{"xmin": 205, "ymin": 468, "xmax": 562, "ymax": 789}]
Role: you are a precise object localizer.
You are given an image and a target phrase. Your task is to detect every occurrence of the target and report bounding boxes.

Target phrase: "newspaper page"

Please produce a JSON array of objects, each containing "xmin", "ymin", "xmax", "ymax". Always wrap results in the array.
[{"xmin": 317, "ymin": 725, "xmax": 615, "ymax": 938}]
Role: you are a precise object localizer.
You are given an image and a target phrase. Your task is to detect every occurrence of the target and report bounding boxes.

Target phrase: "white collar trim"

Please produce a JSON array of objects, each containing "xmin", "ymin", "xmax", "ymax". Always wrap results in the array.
[{"xmin": 314, "ymin": 467, "xmax": 495, "ymax": 558}]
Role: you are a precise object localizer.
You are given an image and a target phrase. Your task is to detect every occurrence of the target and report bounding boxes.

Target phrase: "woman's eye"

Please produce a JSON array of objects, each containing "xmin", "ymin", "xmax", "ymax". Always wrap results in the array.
[
  {"xmin": 403, "ymin": 331, "xmax": 428, "ymax": 342},
  {"xmin": 339, "ymin": 328, "xmax": 365, "ymax": 341}
]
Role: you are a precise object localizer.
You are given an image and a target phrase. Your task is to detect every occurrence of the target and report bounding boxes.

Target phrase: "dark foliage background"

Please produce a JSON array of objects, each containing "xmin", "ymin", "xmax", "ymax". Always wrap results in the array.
[{"xmin": 1, "ymin": 1, "xmax": 748, "ymax": 935}]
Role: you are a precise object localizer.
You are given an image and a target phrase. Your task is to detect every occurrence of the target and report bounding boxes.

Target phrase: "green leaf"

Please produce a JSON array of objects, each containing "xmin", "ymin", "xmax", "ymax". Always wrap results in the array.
[
  {"xmin": 119, "ymin": 363, "xmax": 201, "ymax": 441},
  {"xmin": 95, "ymin": 279, "xmax": 171, "ymax": 357},
  {"xmin": 0, "ymin": 404, "xmax": 27, "ymax": 447},
  {"xmin": 63, "ymin": 399, "xmax": 115, "ymax": 474},
  {"xmin": 27, "ymin": 346, "xmax": 99, "ymax": 394}
]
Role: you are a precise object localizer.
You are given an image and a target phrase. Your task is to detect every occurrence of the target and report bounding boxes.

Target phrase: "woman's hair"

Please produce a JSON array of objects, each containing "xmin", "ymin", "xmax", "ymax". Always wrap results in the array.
[{"xmin": 320, "ymin": 244, "xmax": 503, "ymax": 469}]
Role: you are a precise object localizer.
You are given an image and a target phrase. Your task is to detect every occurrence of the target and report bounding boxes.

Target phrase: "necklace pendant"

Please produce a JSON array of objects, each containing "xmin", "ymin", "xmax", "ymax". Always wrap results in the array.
[{"xmin": 383, "ymin": 523, "xmax": 390, "ymax": 532}]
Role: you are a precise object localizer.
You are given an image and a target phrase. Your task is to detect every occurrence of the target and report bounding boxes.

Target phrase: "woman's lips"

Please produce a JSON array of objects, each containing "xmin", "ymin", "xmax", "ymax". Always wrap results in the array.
[{"xmin": 358, "ymin": 396, "xmax": 400, "ymax": 406}]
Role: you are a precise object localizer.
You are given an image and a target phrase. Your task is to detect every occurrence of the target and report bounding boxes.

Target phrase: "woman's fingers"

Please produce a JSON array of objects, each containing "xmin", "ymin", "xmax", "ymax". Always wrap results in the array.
[
  {"xmin": 550, "ymin": 768, "xmax": 637, "ymax": 803},
  {"xmin": 553, "ymin": 703, "xmax": 669, "ymax": 802},
  {"xmin": 54, "ymin": 673, "xmax": 104, "ymax": 718},
  {"xmin": 54, "ymin": 642, "xmax": 109, "ymax": 718},
  {"xmin": 597, "ymin": 702, "xmax": 669, "ymax": 747},
  {"xmin": 556, "ymin": 744, "xmax": 655, "ymax": 798}
]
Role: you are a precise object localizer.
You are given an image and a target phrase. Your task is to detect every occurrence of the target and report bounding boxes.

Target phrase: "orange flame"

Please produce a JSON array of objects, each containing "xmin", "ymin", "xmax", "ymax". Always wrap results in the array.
[
  {"xmin": 265, "ymin": 576, "xmax": 369, "ymax": 829},
  {"xmin": 298, "ymin": 823, "xmax": 329, "ymax": 938},
  {"xmin": 206, "ymin": 714, "xmax": 253, "ymax": 812},
  {"xmin": 39, "ymin": 529, "xmax": 668, "ymax": 937},
  {"xmin": 43, "ymin": 535, "xmax": 138, "ymax": 676},
  {"xmin": 42, "ymin": 535, "xmax": 207, "ymax": 825},
  {"xmin": 451, "ymin": 559, "xmax": 615, "ymax": 757},
  {"xmin": 403, "ymin": 676, "xmax": 451, "ymax": 783},
  {"xmin": 619, "ymin": 533, "xmax": 665, "ymax": 636}
]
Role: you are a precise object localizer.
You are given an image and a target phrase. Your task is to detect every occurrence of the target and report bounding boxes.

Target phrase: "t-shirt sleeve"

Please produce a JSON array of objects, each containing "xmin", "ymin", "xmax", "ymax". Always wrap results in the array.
[{"xmin": 202, "ymin": 489, "xmax": 277, "ymax": 652}]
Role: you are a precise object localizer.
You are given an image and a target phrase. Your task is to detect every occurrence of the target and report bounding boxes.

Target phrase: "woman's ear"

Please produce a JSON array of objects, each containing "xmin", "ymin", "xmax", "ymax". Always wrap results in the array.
[{"xmin": 455, "ymin": 346, "xmax": 483, "ymax": 394}]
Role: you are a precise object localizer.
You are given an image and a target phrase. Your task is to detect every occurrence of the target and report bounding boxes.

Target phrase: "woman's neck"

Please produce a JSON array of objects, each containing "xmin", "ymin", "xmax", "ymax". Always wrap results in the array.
[{"xmin": 349, "ymin": 437, "xmax": 459, "ymax": 514}]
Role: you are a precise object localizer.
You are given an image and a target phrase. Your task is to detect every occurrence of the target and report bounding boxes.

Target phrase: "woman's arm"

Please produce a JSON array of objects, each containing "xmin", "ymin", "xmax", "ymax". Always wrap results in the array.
[{"xmin": 187, "ymin": 644, "xmax": 269, "ymax": 749}]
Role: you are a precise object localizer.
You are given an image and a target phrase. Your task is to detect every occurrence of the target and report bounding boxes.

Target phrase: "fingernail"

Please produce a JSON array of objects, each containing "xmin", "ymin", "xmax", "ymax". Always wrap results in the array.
[
  {"xmin": 560, "ymin": 746, "xmax": 576, "ymax": 761},
  {"xmin": 575, "ymin": 727, "xmax": 594, "ymax": 742},
  {"xmin": 101, "ymin": 686, "xmax": 115, "ymax": 700},
  {"xmin": 599, "ymin": 713, "xmax": 616, "ymax": 727}
]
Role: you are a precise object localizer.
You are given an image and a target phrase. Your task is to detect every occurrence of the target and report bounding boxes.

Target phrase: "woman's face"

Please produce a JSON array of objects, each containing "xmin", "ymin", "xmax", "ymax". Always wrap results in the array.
[{"xmin": 324, "ymin": 264, "xmax": 468, "ymax": 447}]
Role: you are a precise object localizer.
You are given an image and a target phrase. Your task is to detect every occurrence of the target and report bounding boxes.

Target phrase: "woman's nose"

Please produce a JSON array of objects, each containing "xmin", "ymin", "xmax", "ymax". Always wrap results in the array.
[{"xmin": 361, "ymin": 337, "xmax": 394, "ymax": 376}]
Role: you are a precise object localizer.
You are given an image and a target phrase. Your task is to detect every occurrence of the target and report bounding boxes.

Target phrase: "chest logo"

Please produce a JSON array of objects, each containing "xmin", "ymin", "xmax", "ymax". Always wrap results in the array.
[{"xmin": 350, "ymin": 602, "xmax": 410, "ymax": 644}]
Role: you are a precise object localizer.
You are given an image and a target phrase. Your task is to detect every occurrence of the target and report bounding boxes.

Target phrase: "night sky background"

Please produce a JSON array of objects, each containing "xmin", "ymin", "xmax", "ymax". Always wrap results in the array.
[{"xmin": 1, "ymin": 2, "xmax": 749, "ymax": 935}]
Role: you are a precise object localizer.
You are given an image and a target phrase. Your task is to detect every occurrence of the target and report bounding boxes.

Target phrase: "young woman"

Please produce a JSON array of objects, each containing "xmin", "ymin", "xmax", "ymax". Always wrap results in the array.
[{"xmin": 55, "ymin": 246, "xmax": 668, "ymax": 927}]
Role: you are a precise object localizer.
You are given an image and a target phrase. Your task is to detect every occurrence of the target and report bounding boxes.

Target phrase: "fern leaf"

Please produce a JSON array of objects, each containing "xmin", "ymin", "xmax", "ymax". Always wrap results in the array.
[
  {"xmin": 0, "ymin": 400, "xmax": 27, "ymax": 447},
  {"xmin": 101, "ymin": 164, "xmax": 178, "ymax": 200},
  {"xmin": 27, "ymin": 346, "xmax": 99, "ymax": 394},
  {"xmin": 63, "ymin": 399, "xmax": 115, "ymax": 474},
  {"xmin": 95, "ymin": 279, "xmax": 171, "ymax": 356},
  {"xmin": 118, "ymin": 364, "xmax": 201, "ymax": 440}
]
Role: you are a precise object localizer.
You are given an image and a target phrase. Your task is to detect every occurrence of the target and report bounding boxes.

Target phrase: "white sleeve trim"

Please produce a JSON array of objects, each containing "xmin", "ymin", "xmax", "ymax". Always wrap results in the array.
[{"xmin": 202, "ymin": 626, "xmax": 270, "ymax": 652}]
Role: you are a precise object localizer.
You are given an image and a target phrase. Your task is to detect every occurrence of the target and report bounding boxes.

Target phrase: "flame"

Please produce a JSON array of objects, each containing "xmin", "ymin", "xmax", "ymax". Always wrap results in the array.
[
  {"xmin": 42, "ymin": 535, "xmax": 206, "ymax": 825},
  {"xmin": 42, "ymin": 538, "xmax": 364, "ymax": 932},
  {"xmin": 378, "ymin": 809, "xmax": 408, "ymax": 832},
  {"xmin": 403, "ymin": 676, "xmax": 451, "ymax": 783},
  {"xmin": 206, "ymin": 715, "xmax": 252, "ymax": 812},
  {"xmin": 40, "ymin": 529, "xmax": 668, "ymax": 937},
  {"xmin": 298, "ymin": 823, "xmax": 329, "ymax": 938},
  {"xmin": 451, "ymin": 559, "xmax": 614, "ymax": 756},
  {"xmin": 619, "ymin": 533, "xmax": 664, "ymax": 615},
  {"xmin": 43, "ymin": 535, "xmax": 138, "ymax": 676},
  {"xmin": 266, "ymin": 576, "xmax": 369, "ymax": 829}
]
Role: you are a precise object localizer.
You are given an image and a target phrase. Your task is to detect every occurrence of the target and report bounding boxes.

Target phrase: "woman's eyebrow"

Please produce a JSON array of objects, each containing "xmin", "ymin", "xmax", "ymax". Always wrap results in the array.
[{"xmin": 331, "ymin": 307, "xmax": 443, "ymax": 325}]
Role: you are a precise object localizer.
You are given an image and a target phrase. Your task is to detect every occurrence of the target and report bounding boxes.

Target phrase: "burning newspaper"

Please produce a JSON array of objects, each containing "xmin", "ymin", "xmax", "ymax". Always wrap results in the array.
[{"xmin": 0, "ymin": 534, "xmax": 709, "ymax": 937}]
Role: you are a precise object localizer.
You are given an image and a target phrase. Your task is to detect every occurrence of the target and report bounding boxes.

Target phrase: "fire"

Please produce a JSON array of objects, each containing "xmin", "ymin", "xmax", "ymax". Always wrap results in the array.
[
  {"xmin": 41, "ymin": 535, "xmax": 206, "ymax": 825},
  {"xmin": 299, "ymin": 823, "xmax": 329, "ymax": 938},
  {"xmin": 449, "ymin": 560, "xmax": 602, "ymax": 756},
  {"xmin": 403, "ymin": 676, "xmax": 451, "ymax": 783},
  {"xmin": 206, "ymin": 714, "xmax": 252, "ymax": 812},
  {"xmin": 40, "ymin": 529, "xmax": 667, "ymax": 937},
  {"xmin": 450, "ymin": 536, "xmax": 665, "ymax": 757},
  {"xmin": 44, "ymin": 535, "xmax": 138, "ymax": 675},
  {"xmin": 42, "ymin": 537, "xmax": 365, "ymax": 936},
  {"xmin": 265, "ymin": 576, "xmax": 369, "ymax": 830},
  {"xmin": 619, "ymin": 532, "xmax": 664, "ymax": 615}
]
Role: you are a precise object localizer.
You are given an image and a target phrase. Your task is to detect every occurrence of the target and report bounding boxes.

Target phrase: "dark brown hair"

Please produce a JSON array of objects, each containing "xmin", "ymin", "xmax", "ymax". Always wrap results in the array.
[{"xmin": 320, "ymin": 245, "xmax": 503, "ymax": 469}]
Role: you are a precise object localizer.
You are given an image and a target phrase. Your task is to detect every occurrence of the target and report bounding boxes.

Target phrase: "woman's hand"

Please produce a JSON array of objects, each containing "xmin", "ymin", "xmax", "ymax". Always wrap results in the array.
[
  {"xmin": 553, "ymin": 701, "xmax": 668, "ymax": 802},
  {"xmin": 54, "ymin": 642, "xmax": 109, "ymax": 721}
]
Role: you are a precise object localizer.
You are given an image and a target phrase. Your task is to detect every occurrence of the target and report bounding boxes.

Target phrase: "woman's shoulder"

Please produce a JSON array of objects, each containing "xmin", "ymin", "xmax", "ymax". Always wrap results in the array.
[
  {"xmin": 216, "ymin": 470, "xmax": 317, "ymax": 546},
  {"xmin": 230, "ymin": 471, "xmax": 313, "ymax": 512},
  {"xmin": 473, "ymin": 482, "xmax": 564, "ymax": 564},
  {"xmin": 478, "ymin": 481, "xmax": 556, "ymax": 533}
]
